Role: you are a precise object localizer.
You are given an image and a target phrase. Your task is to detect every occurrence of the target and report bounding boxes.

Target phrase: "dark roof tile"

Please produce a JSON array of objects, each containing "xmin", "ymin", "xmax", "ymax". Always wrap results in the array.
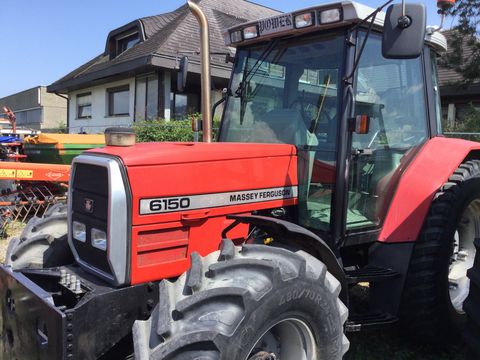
[
  {"xmin": 438, "ymin": 30, "xmax": 479, "ymax": 87},
  {"xmin": 49, "ymin": 0, "xmax": 280, "ymax": 92}
]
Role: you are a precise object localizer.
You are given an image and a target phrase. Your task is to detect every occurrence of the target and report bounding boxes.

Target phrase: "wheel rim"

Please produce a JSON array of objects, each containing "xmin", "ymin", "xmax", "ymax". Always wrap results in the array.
[
  {"xmin": 449, "ymin": 199, "xmax": 480, "ymax": 314},
  {"xmin": 246, "ymin": 318, "xmax": 317, "ymax": 360}
]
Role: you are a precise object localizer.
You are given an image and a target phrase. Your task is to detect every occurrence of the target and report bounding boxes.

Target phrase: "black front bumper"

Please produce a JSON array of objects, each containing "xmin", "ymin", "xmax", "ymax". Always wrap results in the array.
[{"xmin": 0, "ymin": 265, "xmax": 158, "ymax": 360}]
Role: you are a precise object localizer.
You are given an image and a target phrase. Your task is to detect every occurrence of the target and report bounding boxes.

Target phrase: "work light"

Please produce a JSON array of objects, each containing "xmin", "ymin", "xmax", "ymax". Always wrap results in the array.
[
  {"xmin": 72, "ymin": 221, "xmax": 86, "ymax": 242},
  {"xmin": 295, "ymin": 12, "xmax": 315, "ymax": 28},
  {"xmin": 319, "ymin": 8, "xmax": 342, "ymax": 24},
  {"xmin": 243, "ymin": 26, "xmax": 259, "ymax": 40},
  {"xmin": 230, "ymin": 30, "xmax": 243, "ymax": 43},
  {"xmin": 91, "ymin": 228, "xmax": 107, "ymax": 251}
]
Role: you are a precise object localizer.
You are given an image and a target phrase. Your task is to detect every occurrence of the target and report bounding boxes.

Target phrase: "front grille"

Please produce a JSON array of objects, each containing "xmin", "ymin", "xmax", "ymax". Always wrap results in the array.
[{"xmin": 71, "ymin": 163, "xmax": 112, "ymax": 275}]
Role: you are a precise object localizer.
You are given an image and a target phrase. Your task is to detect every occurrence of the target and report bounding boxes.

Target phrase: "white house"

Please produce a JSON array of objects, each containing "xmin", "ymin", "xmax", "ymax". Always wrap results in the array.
[{"xmin": 47, "ymin": 0, "xmax": 279, "ymax": 133}]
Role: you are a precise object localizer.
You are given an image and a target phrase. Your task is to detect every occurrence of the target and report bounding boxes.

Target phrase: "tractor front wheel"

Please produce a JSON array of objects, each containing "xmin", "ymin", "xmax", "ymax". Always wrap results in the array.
[
  {"xmin": 5, "ymin": 202, "xmax": 72, "ymax": 269},
  {"xmin": 400, "ymin": 160, "xmax": 480, "ymax": 343},
  {"xmin": 133, "ymin": 240, "xmax": 349, "ymax": 360}
]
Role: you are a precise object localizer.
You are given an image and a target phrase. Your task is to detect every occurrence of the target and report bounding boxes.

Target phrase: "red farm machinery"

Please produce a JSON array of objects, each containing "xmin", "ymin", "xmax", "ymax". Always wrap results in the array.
[
  {"xmin": 2, "ymin": 0, "xmax": 480, "ymax": 359},
  {"xmin": 0, "ymin": 106, "xmax": 104, "ymax": 235}
]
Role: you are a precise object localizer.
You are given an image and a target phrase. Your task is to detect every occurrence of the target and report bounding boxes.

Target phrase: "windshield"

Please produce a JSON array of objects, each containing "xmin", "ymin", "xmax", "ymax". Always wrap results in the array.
[{"xmin": 219, "ymin": 33, "xmax": 345, "ymax": 148}]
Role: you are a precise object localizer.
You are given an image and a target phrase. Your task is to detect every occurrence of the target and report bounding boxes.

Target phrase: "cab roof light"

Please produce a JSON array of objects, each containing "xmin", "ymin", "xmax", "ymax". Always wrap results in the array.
[
  {"xmin": 230, "ymin": 29, "xmax": 243, "ymax": 44},
  {"xmin": 294, "ymin": 12, "xmax": 315, "ymax": 29},
  {"xmin": 243, "ymin": 25, "xmax": 259, "ymax": 40},
  {"xmin": 319, "ymin": 8, "xmax": 342, "ymax": 24}
]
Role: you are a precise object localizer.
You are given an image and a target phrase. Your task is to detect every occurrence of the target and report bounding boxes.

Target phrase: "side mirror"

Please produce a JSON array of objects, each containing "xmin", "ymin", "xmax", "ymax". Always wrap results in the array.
[
  {"xmin": 382, "ymin": 3, "xmax": 426, "ymax": 59},
  {"xmin": 177, "ymin": 56, "xmax": 189, "ymax": 92}
]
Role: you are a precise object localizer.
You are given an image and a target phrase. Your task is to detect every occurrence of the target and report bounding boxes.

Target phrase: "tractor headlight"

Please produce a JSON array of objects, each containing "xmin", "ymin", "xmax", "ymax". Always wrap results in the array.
[
  {"xmin": 294, "ymin": 12, "xmax": 314, "ymax": 28},
  {"xmin": 319, "ymin": 8, "xmax": 342, "ymax": 24},
  {"xmin": 72, "ymin": 221, "xmax": 86, "ymax": 242},
  {"xmin": 91, "ymin": 228, "xmax": 107, "ymax": 251},
  {"xmin": 243, "ymin": 25, "xmax": 259, "ymax": 40},
  {"xmin": 230, "ymin": 30, "xmax": 243, "ymax": 43}
]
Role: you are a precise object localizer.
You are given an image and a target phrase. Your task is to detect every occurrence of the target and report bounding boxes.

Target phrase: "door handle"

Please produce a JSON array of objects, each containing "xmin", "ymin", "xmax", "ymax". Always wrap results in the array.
[{"xmin": 181, "ymin": 210, "xmax": 210, "ymax": 222}]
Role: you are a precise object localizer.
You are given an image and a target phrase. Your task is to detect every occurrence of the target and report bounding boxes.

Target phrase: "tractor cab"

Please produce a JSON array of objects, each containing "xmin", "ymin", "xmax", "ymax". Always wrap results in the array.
[{"xmin": 219, "ymin": 1, "xmax": 446, "ymax": 245}]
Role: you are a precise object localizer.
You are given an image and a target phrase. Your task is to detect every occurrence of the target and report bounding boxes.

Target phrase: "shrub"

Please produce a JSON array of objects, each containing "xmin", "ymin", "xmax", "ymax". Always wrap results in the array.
[
  {"xmin": 134, "ymin": 116, "xmax": 221, "ymax": 143},
  {"xmin": 134, "ymin": 120, "xmax": 194, "ymax": 142},
  {"xmin": 443, "ymin": 105, "xmax": 480, "ymax": 141}
]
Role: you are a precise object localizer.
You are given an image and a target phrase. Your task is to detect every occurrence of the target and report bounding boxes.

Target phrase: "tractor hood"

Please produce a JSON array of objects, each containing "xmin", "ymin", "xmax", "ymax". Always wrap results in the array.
[
  {"xmin": 88, "ymin": 142, "xmax": 297, "ymax": 167},
  {"xmin": 85, "ymin": 141, "xmax": 300, "ymax": 227}
]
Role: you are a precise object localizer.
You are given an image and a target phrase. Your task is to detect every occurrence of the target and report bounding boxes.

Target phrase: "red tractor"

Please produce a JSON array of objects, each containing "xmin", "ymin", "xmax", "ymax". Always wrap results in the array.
[{"xmin": 2, "ymin": 0, "xmax": 479, "ymax": 359}]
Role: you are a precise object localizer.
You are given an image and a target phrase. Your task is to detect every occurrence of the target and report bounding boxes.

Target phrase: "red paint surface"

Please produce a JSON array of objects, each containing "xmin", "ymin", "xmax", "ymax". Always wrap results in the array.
[
  {"xmin": 90, "ymin": 142, "xmax": 297, "ymax": 167},
  {"xmin": 379, "ymin": 137, "xmax": 480, "ymax": 243},
  {"xmin": 91, "ymin": 142, "xmax": 299, "ymax": 284}
]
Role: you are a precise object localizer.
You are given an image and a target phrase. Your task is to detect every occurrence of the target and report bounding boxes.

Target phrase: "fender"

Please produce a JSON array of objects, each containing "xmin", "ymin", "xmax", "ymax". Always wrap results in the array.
[
  {"xmin": 379, "ymin": 136, "xmax": 480, "ymax": 243},
  {"xmin": 228, "ymin": 214, "xmax": 348, "ymax": 302}
]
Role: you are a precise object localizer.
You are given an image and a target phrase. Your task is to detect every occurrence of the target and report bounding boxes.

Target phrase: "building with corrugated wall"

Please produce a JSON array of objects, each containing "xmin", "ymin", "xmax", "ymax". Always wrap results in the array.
[{"xmin": 0, "ymin": 86, "xmax": 67, "ymax": 130}]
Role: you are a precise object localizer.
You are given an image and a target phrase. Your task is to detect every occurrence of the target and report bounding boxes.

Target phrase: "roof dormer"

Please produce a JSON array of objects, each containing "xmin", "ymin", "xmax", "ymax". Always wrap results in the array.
[{"xmin": 105, "ymin": 20, "xmax": 146, "ymax": 59}]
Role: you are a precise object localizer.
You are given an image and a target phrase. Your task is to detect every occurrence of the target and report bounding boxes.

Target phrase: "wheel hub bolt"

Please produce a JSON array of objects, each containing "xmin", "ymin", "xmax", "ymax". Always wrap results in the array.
[{"xmin": 59, "ymin": 269, "xmax": 67, "ymax": 285}]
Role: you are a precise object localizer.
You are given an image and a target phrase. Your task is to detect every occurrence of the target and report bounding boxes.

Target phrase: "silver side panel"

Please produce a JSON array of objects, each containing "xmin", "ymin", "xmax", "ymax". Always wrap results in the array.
[{"xmin": 68, "ymin": 154, "xmax": 129, "ymax": 286}]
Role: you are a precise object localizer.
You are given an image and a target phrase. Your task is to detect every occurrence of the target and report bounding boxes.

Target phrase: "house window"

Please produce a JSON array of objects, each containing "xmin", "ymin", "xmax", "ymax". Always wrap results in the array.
[
  {"xmin": 116, "ymin": 32, "xmax": 139, "ymax": 56},
  {"xmin": 77, "ymin": 93, "xmax": 92, "ymax": 119},
  {"xmin": 107, "ymin": 86, "xmax": 130, "ymax": 116},
  {"xmin": 135, "ymin": 74, "xmax": 159, "ymax": 120},
  {"xmin": 170, "ymin": 93, "xmax": 200, "ymax": 119}
]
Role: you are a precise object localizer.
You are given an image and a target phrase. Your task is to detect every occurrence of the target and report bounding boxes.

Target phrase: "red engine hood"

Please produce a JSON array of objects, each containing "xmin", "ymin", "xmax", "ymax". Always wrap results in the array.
[
  {"xmin": 88, "ymin": 142, "xmax": 297, "ymax": 167},
  {"xmin": 88, "ymin": 142, "xmax": 299, "ymax": 227}
]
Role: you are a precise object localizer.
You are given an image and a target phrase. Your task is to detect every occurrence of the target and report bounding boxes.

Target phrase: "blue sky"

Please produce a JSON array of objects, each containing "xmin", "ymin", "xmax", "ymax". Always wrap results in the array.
[{"xmin": 0, "ymin": 0, "xmax": 451, "ymax": 98}]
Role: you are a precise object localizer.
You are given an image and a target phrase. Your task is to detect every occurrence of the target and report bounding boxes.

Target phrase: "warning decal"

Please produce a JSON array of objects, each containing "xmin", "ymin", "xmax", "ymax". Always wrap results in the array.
[
  {"xmin": 0, "ymin": 169, "xmax": 16, "ymax": 178},
  {"xmin": 17, "ymin": 170, "xmax": 33, "ymax": 179}
]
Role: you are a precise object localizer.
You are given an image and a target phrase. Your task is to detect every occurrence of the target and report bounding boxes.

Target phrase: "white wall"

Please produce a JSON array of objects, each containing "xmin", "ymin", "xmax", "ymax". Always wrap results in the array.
[{"xmin": 68, "ymin": 78, "xmax": 135, "ymax": 134}]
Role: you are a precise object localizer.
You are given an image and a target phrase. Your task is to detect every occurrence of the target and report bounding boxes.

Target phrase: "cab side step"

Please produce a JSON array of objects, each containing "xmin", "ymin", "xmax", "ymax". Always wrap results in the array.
[
  {"xmin": 345, "ymin": 312, "xmax": 398, "ymax": 332},
  {"xmin": 346, "ymin": 265, "xmax": 400, "ymax": 284}
]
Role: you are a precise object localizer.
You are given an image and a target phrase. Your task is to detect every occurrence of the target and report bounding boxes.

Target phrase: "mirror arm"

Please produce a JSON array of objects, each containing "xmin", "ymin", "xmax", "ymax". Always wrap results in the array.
[
  {"xmin": 343, "ymin": 0, "xmax": 396, "ymax": 83},
  {"xmin": 349, "ymin": 0, "xmax": 395, "ymax": 34},
  {"xmin": 212, "ymin": 97, "xmax": 227, "ymax": 125},
  {"xmin": 343, "ymin": 12, "xmax": 377, "ymax": 83}
]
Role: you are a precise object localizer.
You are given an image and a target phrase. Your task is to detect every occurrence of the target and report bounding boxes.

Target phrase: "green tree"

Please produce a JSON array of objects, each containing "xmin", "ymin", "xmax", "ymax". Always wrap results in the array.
[{"xmin": 444, "ymin": 0, "xmax": 480, "ymax": 84}]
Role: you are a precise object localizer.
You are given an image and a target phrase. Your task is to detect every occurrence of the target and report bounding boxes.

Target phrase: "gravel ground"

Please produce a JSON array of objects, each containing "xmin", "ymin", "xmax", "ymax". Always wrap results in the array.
[
  {"xmin": 0, "ymin": 239, "xmax": 8, "ymax": 264},
  {"xmin": 0, "ymin": 222, "xmax": 25, "ymax": 263}
]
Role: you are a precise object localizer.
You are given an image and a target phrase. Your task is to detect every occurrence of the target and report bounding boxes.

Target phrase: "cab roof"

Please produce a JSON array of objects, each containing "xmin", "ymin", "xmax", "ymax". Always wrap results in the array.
[{"xmin": 224, "ymin": 1, "xmax": 447, "ymax": 53}]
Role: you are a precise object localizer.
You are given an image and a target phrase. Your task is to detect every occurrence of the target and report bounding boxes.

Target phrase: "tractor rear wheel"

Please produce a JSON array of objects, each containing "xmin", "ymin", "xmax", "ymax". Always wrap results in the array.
[
  {"xmin": 133, "ymin": 240, "xmax": 349, "ymax": 360},
  {"xmin": 400, "ymin": 160, "xmax": 480, "ymax": 343},
  {"xmin": 464, "ymin": 238, "xmax": 480, "ymax": 357},
  {"xmin": 5, "ymin": 202, "xmax": 72, "ymax": 269}
]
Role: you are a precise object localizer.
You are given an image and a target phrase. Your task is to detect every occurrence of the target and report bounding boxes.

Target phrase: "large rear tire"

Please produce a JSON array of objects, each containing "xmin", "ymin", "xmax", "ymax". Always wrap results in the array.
[
  {"xmin": 5, "ymin": 202, "xmax": 72, "ymax": 269},
  {"xmin": 465, "ymin": 239, "xmax": 480, "ymax": 358},
  {"xmin": 400, "ymin": 160, "xmax": 480, "ymax": 343},
  {"xmin": 133, "ymin": 240, "xmax": 349, "ymax": 360}
]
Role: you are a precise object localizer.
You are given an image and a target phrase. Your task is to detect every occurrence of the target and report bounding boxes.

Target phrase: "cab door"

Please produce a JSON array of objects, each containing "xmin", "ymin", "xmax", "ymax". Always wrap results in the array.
[{"xmin": 346, "ymin": 33, "xmax": 429, "ymax": 236}]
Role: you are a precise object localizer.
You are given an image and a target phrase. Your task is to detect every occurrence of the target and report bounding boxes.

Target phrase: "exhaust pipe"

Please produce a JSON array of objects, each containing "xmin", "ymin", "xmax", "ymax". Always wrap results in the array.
[{"xmin": 187, "ymin": 1, "xmax": 212, "ymax": 143}]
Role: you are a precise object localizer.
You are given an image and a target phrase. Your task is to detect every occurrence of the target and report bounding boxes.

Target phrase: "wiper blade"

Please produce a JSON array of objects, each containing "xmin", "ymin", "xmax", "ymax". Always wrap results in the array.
[{"xmin": 235, "ymin": 39, "xmax": 279, "ymax": 97}]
